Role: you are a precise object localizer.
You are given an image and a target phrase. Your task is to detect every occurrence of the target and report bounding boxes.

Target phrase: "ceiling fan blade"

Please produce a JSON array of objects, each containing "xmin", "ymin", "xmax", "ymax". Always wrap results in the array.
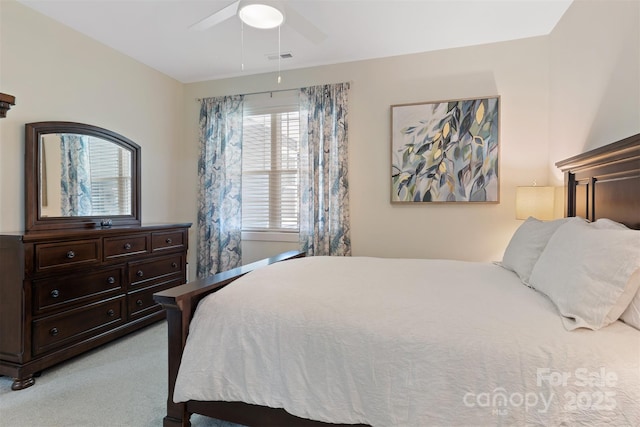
[
  {"xmin": 189, "ymin": 0, "xmax": 240, "ymax": 31},
  {"xmin": 284, "ymin": 5, "xmax": 327, "ymax": 44}
]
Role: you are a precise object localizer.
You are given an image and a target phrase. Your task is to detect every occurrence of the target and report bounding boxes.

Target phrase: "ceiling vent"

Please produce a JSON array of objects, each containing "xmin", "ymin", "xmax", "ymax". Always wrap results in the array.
[{"xmin": 266, "ymin": 52, "xmax": 293, "ymax": 61}]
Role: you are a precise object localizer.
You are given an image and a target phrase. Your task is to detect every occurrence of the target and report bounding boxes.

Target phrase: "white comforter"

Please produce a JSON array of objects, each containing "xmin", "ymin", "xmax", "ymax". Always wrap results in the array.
[{"xmin": 174, "ymin": 256, "xmax": 640, "ymax": 426}]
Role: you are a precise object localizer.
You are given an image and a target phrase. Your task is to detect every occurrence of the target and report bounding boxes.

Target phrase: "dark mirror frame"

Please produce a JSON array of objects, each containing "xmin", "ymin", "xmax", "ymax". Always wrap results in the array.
[{"xmin": 25, "ymin": 121, "xmax": 141, "ymax": 232}]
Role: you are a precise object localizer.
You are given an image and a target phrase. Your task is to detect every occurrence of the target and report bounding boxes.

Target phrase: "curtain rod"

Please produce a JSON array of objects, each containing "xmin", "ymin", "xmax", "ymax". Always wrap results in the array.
[
  {"xmin": 195, "ymin": 81, "xmax": 352, "ymax": 102},
  {"xmin": 195, "ymin": 87, "xmax": 297, "ymax": 102}
]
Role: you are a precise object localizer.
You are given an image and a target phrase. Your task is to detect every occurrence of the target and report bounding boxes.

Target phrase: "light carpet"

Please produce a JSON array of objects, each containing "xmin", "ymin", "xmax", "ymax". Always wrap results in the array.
[{"xmin": 0, "ymin": 322, "xmax": 242, "ymax": 427}]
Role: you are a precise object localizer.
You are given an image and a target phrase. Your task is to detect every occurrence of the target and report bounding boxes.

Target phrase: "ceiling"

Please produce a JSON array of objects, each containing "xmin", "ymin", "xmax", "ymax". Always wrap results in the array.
[{"xmin": 17, "ymin": 0, "xmax": 573, "ymax": 84}]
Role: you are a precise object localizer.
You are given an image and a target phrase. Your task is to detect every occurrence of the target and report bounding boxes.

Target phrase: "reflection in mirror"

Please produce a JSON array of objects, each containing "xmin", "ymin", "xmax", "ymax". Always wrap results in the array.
[
  {"xmin": 40, "ymin": 134, "xmax": 133, "ymax": 217},
  {"xmin": 26, "ymin": 121, "xmax": 141, "ymax": 232}
]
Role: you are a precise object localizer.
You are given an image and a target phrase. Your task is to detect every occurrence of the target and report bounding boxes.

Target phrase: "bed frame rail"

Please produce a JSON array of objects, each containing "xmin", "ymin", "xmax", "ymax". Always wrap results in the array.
[{"xmin": 153, "ymin": 250, "xmax": 306, "ymax": 427}]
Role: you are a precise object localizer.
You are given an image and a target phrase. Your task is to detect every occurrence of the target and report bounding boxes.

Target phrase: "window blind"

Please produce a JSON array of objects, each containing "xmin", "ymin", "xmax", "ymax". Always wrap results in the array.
[
  {"xmin": 242, "ymin": 103, "xmax": 300, "ymax": 232},
  {"xmin": 88, "ymin": 137, "xmax": 131, "ymax": 216}
]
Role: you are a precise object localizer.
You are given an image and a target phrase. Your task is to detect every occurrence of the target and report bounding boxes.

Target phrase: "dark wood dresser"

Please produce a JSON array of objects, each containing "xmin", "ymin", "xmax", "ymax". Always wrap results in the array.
[{"xmin": 0, "ymin": 223, "xmax": 191, "ymax": 390}]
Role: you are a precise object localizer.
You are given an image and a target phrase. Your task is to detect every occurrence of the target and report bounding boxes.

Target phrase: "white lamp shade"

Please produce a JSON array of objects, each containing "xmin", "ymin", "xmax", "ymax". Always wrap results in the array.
[
  {"xmin": 516, "ymin": 186, "xmax": 556, "ymax": 221},
  {"xmin": 238, "ymin": 1, "xmax": 285, "ymax": 29}
]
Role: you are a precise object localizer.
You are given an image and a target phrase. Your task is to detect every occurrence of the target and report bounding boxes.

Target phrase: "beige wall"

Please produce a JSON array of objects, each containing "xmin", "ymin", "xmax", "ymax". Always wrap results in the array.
[
  {"xmin": 2, "ymin": 0, "xmax": 638, "ymax": 277},
  {"xmin": 548, "ymin": 0, "xmax": 640, "ymax": 183},
  {"xmin": 184, "ymin": 35, "xmax": 552, "ymax": 265},
  {"xmin": 0, "ymin": 1, "xmax": 185, "ymax": 234},
  {"xmin": 184, "ymin": 0, "xmax": 639, "ymax": 268}
]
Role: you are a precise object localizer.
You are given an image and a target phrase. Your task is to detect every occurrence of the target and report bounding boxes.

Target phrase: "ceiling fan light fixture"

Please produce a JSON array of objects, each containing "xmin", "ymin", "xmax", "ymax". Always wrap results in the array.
[{"xmin": 238, "ymin": 1, "xmax": 285, "ymax": 29}]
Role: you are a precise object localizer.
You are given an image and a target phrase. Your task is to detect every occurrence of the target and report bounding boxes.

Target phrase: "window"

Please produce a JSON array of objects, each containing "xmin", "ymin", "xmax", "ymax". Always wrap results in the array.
[
  {"xmin": 242, "ymin": 100, "xmax": 300, "ymax": 234},
  {"xmin": 88, "ymin": 137, "xmax": 131, "ymax": 216}
]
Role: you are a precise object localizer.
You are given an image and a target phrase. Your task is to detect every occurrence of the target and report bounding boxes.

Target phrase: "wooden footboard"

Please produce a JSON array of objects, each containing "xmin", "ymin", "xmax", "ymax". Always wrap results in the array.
[{"xmin": 153, "ymin": 250, "xmax": 306, "ymax": 427}]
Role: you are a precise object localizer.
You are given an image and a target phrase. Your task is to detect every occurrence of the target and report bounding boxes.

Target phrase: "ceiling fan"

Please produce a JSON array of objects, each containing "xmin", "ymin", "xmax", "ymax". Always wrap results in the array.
[{"xmin": 189, "ymin": 0, "xmax": 327, "ymax": 44}]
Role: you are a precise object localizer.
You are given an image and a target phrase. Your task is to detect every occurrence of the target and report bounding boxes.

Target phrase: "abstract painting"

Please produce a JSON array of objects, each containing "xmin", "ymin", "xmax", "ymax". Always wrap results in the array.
[{"xmin": 391, "ymin": 96, "xmax": 499, "ymax": 203}]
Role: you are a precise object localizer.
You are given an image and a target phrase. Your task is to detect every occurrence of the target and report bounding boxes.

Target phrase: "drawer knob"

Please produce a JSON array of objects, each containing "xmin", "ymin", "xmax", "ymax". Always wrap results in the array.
[
  {"xmin": 165, "ymin": 238, "xmax": 173, "ymax": 244},
  {"xmin": 66, "ymin": 251, "xmax": 75, "ymax": 259},
  {"xmin": 171, "ymin": 262, "xmax": 178, "ymax": 268},
  {"xmin": 107, "ymin": 276, "xmax": 116, "ymax": 284},
  {"xmin": 124, "ymin": 243, "xmax": 132, "ymax": 250},
  {"xmin": 107, "ymin": 309, "xmax": 115, "ymax": 317},
  {"xmin": 136, "ymin": 299, "xmax": 143, "ymax": 306},
  {"xmin": 49, "ymin": 327, "xmax": 59, "ymax": 336},
  {"xmin": 136, "ymin": 270, "xmax": 144, "ymax": 277},
  {"xmin": 50, "ymin": 289, "xmax": 60, "ymax": 298}
]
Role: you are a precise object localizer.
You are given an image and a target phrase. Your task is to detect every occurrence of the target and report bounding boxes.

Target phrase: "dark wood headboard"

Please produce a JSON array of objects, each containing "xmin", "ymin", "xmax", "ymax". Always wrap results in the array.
[{"xmin": 556, "ymin": 133, "xmax": 640, "ymax": 230}]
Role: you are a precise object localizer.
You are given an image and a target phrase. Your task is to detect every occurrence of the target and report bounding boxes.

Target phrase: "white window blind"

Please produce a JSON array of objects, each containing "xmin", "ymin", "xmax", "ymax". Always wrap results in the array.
[
  {"xmin": 242, "ymin": 96, "xmax": 300, "ymax": 232},
  {"xmin": 88, "ymin": 137, "xmax": 131, "ymax": 216}
]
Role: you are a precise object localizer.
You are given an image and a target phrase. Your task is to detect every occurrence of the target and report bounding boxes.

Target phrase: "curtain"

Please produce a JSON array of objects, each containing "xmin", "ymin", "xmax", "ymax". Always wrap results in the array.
[
  {"xmin": 60, "ymin": 134, "xmax": 92, "ymax": 216},
  {"xmin": 299, "ymin": 82, "xmax": 351, "ymax": 256},
  {"xmin": 196, "ymin": 95, "xmax": 244, "ymax": 278}
]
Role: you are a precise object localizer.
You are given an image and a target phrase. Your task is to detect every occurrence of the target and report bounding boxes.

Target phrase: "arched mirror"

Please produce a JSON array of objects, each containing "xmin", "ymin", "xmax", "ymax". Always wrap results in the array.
[{"xmin": 25, "ymin": 121, "xmax": 141, "ymax": 232}]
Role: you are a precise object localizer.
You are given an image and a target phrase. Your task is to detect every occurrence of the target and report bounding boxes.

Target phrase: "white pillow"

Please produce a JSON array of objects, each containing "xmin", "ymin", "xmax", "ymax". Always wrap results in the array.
[
  {"xmin": 591, "ymin": 218, "xmax": 629, "ymax": 230},
  {"xmin": 589, "ymin": 218, "xmax": 640, "ymax": 329},
  {"xmin": 501, "ymin": 216, "xmax": 580, "ymax": 285},
  {"xmin": 620, "ymin": 270, "xmax": 640, "ymax": 330},
  {"xmin": 529, "ymin": 220, "xmax": 640, "ymax": 330},
  {"xmin": 589, "ymin": 219, "xmax": 640, "ymax": 329}
]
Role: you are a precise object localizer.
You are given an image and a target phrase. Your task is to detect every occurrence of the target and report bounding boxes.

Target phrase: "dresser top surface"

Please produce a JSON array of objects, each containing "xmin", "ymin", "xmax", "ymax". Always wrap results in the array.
[{"xmin": 1, "ymin": 223, "xmax": 192, "ymax": 242}]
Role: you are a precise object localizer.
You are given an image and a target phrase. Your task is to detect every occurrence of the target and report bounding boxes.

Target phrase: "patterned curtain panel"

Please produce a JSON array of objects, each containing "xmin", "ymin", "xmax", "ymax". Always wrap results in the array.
[
  {"xmin": 60, "ymin": 134, "xmax": 92, "ymax": 216},
  {"xmin": 196, "ymin": 95, "xmax": 244, "ymax": 278},
  {"xmin": 299, "ymin": 82, "xmax": 351, "ymax": 256}
]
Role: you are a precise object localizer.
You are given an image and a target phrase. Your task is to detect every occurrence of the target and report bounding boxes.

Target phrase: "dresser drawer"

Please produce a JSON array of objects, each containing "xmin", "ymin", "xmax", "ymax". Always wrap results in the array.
[
  {"xmin": 128, "ymin": 278, "xmax": 183, "ymax": 320},
  {"xmin": 33, "ymin": 267, "xmax": 124, "ymax": 314},
  {"xmin": 152, "ymin": 230, "xmax": 185, "ymax": 252},
  {"xmin": 32, "ymin": 296, "xmax": 125, "ymax": 356},
  {"xmin": 128, "ymin": 254, "xmax": 183, "ymax": 288},
  {"xmin": 104, "ymin": 234, "xmax": 149, "ymax": 259},
  {"xmin": 35, "ymin": 239, "xmax": 100, "ymax": 272}
]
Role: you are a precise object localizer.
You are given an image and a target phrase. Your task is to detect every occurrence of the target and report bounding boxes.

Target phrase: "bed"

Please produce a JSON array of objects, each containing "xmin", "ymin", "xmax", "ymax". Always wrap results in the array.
[{"xmin": 154, "ymin": 133, "xmax": 640, "ymax": 427}]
